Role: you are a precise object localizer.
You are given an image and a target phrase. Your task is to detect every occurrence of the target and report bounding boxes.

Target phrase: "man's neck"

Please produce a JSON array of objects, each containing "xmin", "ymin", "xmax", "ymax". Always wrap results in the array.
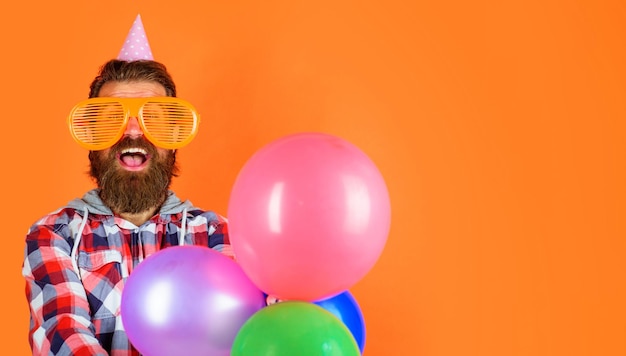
[{"xmin": 118, "ymin": 208, "xmax": 157, "ymax": 227}]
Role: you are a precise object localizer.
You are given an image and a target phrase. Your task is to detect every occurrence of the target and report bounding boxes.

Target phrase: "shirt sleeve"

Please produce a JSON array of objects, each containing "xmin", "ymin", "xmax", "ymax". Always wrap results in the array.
[
  {"xmin": 186, "ymin": 210, "xmax": 234, "ymax": 259},
  {"xmin": 22, "ymin": 220, "xmax": 109, "ymax": 356},
  {"xmin": 207, "ymin": 213, "xmax": 234, "ymax": 259}
]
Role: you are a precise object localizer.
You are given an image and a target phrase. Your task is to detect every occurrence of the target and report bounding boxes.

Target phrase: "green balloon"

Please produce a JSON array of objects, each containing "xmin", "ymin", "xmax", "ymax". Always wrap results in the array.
[{"xmin": 232, "ymin": 301, "xmax": 361, "ymax": 356}]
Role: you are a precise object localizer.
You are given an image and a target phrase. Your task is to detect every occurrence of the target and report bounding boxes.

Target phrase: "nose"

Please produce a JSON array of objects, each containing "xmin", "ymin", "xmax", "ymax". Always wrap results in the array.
[{"xmin": 124, "ymin": 117, "xmax": 144, "ymax": 138}]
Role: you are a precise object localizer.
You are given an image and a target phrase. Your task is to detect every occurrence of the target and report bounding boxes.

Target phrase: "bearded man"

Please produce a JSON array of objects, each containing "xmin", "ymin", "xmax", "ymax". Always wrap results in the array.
[{"xmin": 22, "ymin": 59, "xmax": 233, "ymax": 356}]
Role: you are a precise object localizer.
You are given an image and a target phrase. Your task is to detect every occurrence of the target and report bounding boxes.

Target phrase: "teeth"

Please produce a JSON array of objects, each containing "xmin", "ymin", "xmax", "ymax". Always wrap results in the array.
[{"xmin": 121, "ymin": 148, "xmax": 147, "ymax": 155}]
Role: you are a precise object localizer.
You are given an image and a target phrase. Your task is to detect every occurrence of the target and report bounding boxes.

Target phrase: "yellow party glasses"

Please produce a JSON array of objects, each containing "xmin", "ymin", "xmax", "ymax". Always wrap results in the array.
[{"xmin": 68, "ymin": 97, "xmax": 200, "ymax": 150}]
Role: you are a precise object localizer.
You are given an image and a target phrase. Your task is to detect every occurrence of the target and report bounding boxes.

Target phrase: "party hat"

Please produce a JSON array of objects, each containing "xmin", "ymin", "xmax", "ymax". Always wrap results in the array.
[{"xmin": 117, "ymin": 14, "xmax": 154, "ymax": 61}]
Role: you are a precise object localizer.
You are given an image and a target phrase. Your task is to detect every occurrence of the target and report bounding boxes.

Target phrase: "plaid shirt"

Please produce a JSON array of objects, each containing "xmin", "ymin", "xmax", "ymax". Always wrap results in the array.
[{"xmin": 22, "ymin": 190, "xmax": 233, "ymax": 356}]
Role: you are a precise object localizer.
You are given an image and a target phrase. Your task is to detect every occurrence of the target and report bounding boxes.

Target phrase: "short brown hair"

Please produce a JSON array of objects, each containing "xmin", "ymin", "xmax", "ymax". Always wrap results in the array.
[{"xmin": 88, "ymin": 59, "xmax": 177, "ymax": 98}]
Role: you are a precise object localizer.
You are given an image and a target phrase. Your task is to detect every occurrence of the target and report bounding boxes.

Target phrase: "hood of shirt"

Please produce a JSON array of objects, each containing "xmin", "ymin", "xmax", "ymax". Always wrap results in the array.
[{"xmin": 65, "ymin": 189, "xmax": 194, "ymax": 216}]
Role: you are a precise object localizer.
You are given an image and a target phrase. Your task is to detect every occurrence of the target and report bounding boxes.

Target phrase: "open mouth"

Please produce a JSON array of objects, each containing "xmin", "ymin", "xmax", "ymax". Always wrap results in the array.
[{"xmin": 117, "ymin": 148, "xmax": 151, "ymax": 171}]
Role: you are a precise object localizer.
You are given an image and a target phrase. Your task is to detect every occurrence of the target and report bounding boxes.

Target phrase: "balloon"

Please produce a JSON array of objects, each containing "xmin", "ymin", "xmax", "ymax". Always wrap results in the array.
[
  {"xmin": 228, "ymin": 132, "xmax": 391, "ymax": 301},
  {"xmin": 120, "ymin": 246, "xmax": 266, "ymax": 356},
  {"xmin": 314, "ymin": 291, "xmax": 366, "ymax": 354},
  {"xmin": 231, "ymin": 301, "xmax": 361, "ymax": 356}
]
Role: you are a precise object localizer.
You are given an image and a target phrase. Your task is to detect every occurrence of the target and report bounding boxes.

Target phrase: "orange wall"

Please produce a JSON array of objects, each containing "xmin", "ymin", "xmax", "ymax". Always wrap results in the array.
[{"xmin": 2, "ymin": 0, "xmax": 625, "ymax": 355}]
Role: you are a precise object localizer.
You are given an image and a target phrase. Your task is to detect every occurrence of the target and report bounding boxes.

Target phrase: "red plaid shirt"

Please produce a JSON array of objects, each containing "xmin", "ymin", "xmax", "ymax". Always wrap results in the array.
[{"xmin": 22, "ymin": 190, "xmax": 233, "ymax": 355}]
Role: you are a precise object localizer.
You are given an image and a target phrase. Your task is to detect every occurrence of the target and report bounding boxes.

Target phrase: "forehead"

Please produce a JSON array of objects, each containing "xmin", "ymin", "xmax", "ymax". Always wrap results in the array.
[{"xmin": 98, "ymin": 81, "xmax": 167, "ymax": 98}]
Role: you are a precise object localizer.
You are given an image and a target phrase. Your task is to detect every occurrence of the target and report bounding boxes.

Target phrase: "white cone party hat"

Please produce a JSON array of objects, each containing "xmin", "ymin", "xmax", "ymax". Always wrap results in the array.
[{"xmin": 117, "ymin": 14, "xmax": 154, "ymax": 61}]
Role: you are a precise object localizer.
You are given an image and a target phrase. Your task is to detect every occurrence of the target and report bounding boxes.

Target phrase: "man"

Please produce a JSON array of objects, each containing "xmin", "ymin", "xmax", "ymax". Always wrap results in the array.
[{"xmin": 22, "ymin": 59, "xmax": 232, "ymax": 355}]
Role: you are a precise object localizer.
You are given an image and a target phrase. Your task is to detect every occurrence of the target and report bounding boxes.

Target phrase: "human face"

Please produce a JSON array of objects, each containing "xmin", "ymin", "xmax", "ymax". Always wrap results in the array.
[
  {"xmin": 89, "ymin": 80, "xmax": 179, "ymax": 214},
  {"xmin": 97, "ymin": 80, "xmax": 171, "ymax": 171}
]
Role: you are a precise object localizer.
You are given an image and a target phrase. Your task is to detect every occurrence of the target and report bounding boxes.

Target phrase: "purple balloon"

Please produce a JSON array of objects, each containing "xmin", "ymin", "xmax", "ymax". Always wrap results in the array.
[{"xmin": 121, "ymin": 246, "xmax": 266, "ymax": 356}]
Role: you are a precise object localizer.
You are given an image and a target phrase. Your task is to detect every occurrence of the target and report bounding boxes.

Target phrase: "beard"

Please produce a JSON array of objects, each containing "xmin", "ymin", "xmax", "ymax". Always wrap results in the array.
[{"xmin": 89, "ymin": 137, "xmax": 179, "ymax": 215}]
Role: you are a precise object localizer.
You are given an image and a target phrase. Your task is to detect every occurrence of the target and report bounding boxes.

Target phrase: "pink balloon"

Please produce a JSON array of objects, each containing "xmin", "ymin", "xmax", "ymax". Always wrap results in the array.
[
  {"xmin": 228, "ymin": 132, "xmax": 391, "ymax": 301},
  {"xmin": 121, "ymin": 246, "xmax": 266, "ymax": 356}
]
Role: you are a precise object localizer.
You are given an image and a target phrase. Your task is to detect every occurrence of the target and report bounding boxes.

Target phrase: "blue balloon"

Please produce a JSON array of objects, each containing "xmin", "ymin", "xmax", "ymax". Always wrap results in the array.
[{"xmin": 313, "ymin": 291, "xmax": 366, "ymax": 354}]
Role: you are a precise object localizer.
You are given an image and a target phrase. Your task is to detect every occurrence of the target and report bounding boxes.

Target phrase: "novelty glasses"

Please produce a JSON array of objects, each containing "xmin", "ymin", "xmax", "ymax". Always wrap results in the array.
[{"xmin": 68, "ymin": 97, "xmax": 200, "ymax": 150}]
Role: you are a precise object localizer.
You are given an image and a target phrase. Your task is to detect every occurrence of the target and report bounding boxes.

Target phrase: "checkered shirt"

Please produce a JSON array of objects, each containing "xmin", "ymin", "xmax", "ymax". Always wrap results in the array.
[{"xmin": 22, "ymin": 190, "xmax": 232, "ymax": 356}]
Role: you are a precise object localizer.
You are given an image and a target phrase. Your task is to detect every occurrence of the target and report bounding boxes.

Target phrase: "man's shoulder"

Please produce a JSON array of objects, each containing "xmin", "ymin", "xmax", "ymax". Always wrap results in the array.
[
  {"xmin": 33, "ymin": 206, "xmax": 83, "ymax": 225},
  {"xmin": 185, "ymin": 208, "xmax": 228, "ymax": 225}
]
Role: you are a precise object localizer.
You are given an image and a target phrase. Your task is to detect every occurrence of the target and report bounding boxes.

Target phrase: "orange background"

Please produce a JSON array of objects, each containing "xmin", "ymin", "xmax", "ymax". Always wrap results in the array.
[{"xmin": 2, "ymin": 0, "xmax": 625, "ymax": 355}]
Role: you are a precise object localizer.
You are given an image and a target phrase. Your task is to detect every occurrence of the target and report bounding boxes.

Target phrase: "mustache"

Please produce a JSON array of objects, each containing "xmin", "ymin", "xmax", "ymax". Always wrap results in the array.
[{"xmin": 109, "ymin": 136, "xmax": 157, "ymax": 156}]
